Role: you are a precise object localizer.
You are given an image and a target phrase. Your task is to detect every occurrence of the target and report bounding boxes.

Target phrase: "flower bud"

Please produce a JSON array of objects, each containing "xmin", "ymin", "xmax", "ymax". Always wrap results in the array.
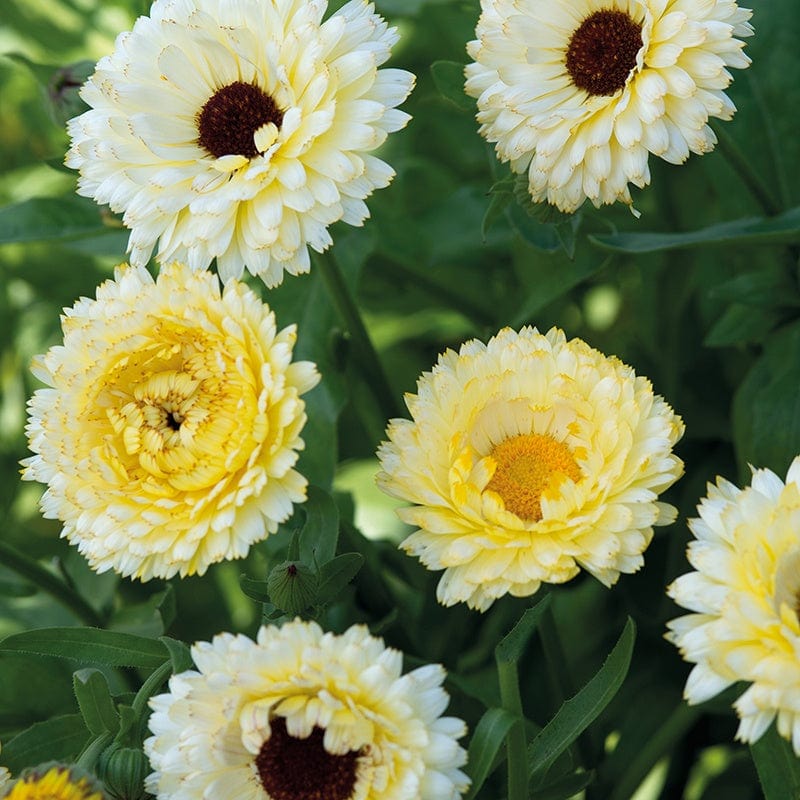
[
  {"xmin": 97, "ymin": 745, "xmax": 149, "ymax": 800},
  {"xmin": 267, "ymin": 561, "xmax": 318, "ymax": 614}
]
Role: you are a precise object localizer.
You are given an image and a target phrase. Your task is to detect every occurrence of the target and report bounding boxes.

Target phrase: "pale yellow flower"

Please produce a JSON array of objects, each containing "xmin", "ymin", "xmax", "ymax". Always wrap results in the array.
[
  {"xmin": 145, "ymin": 620, "xmax": 469, "ymax": 800},
  {"xmin": 22, "ymin": 263, "xmax": 319, "ymax": 581},
  {"xmin": 65, "ymin": 0, "xmax": 414, "ymax": 287},
  {"xmin": 465, "ymin": 0, "xmax": 753, "ymax": 213},
  {"xmin": 667, "ymin": 459, "xmax": 800, "ymax": 753},
  {"xmin": 377, "ymin": 327, "xmax": 684, "ymax": 611},
  {"xmin": 2, "ymin": 765, "xmax": 105, "ymax": 800}
]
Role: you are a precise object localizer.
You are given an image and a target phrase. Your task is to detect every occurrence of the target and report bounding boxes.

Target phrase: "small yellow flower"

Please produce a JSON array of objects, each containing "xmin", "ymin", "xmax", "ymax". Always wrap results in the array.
[
  {"xmin": 377, "ymin": 326, "xmax": 684, "ymax": 611},
  {"xmin": 465, "ymin": 0, "xmax": 753, "ymax": 213},
  {"xmin": 667, "ymin": 459, "xmax": 800, "ymax": 753},
  {"xmin": 145, "ymin": 620, "xmax": 469, "ymax": 800},
  {"xmin": 22, "ymin": 263, "xmax": 319, "ymax": 581},
  {"xmin": 3, "ymin": 765, "xmax": 105, "ymax": 800}
]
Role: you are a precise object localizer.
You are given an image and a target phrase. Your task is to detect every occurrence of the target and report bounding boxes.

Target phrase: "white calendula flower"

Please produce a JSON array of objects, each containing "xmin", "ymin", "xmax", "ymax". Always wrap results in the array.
[
  {"xmin": 465, "ymin": 0, "xmax": 753, "ymax": 213},
  {"xmin": 65, "ymin": 0, "xmax": 414, "ymax": 287},
  {"xmin": 377, "ymin": 327, "xmax": 684, "ymax": 611},
  {"xmin": 144, "ymin": 620, "xmax": 470, "ymax": 800},
  {"xmin": 22, "ymin": 263, "xmax": 319, "ymax": 581},
  {"xmin": 667, "ymin": 459, "xmax": 800, "ymax": 754}
]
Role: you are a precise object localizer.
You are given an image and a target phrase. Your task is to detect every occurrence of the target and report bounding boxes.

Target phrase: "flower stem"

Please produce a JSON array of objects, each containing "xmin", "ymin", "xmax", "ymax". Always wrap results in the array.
[
  {"xmin": 314, "ymin": 250, "xmax": 403, "ymax": 421},
  {"xmin": 712, "ymin": 123, "xmax": 781, "ymax": 217},
  {"xmin": 132, "ymin": 659, "xmax": 173, "ymax": 744},
  {"xmin": 498, "ymin": 659, "xmax": 529, "ymax": 800},
  {"xmin": 76, "ymin": 731, "xmax": 113, "ymax": 771},
  {"xmin": 0, "ymin": 540, "xmax": 104, "ymax": 627}
]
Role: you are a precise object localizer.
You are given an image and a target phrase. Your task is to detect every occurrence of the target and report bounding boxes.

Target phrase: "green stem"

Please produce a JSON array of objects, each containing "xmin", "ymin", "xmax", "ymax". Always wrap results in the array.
[
  {"xmin": 539, "ymin": 603, "xmax": 593, "ymax": 770},
  {"xmin": 132, "ymin": 660, "xmax": 173, "ymax": 744},
  {"xmin": 0, "ymin": 540, "xmax": 104, "ymax": 627},
  {"xmin": 313, "ymin": 250, "xmax": 403, "ymax": 420},
  {"xmin": 712, "ymin": 123, "xmax": 781, "ymax": 217},
  {"xmin": 498, "ymin": 659, "xmax": 529, "ymax": 800},
  {"xmin": 76, "ymin": 731, "xmax": 113, "ymax": 771}
]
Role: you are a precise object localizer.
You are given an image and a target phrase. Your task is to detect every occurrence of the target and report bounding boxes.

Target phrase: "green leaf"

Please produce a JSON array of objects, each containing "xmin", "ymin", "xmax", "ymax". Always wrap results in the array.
[
  {"xmin": 110, "ymin": 586, "xmax": 176, "ymax": 637},
  {"xmin": 751, "ymin": 723, "xmax": 800, "ymax": 799},
  {"xmin": 708, "ymin": 267, "xmax": 800, "ymax": 309},
  {"xmin": 430, "ymin": 61, "xmax": 473, "ymax": 112},
  {"xmin": 239, "ymin": 576, "xmax": 272, "ymax": 604},
  {"xmin": 300, "ymin": 485, "xmax": 340, "ymax": 565},
  {"xmin": 159, "ymin": 637, "xmax": 194, "ymax": 674},
  {"xmin": 495, "ymin": 596, "xmax": 552, "ymax": 665},
  {"xmin": 464, "ymin": 707, "xmax": 518, "ymax": 800},
  {"xmin": 0, "ymin": 628, "xmax": 169, "ymax": 669},
  {"xmin": 532, "ymin": 769, "xmax": 595, "ymax": 800},
  {"xmin": 316, "ymin": 553, "xmax": 365, "ymax": 605},
  {"xmin": 73, "ymin": 669, "xmax": 119, "ymax": 736},
  {"xmin": 732, "ymin": 321, "xmax": 800, "ymax": 474},
  {"xmin": 704, "ymin": 303, "xmax": 784, "ymax": 347},
  {"xmin": 589, "ymin": 206, "xmax": 800, "ymax": 253},
  {"xmin": 0, "ymin": 196, "xmax": 112, "ymax": 244},
  {"xmin": 0, "ymin": 714, "xmax": 89, "ymax": 774},
  {"xmin": 528, "ymin": 618, "xmax": 636, "ymax": 780}
]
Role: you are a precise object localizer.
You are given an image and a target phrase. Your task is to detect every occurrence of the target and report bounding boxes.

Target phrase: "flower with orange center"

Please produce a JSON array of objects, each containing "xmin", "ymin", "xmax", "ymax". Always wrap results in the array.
[
  {"xmin": 667, "ymin": 459, "xmax": 800, "ymax": 754},
  {"xmin": 2, "ymin": 765, "xmax": 106, "ymax": 800},
  {"xmin": 144, "ymin": 620, "xmax": 469, "ymax": 800},
  {"xmin": 465, "ymin": 0, "xmax": 753, "ymax": 213},
  {"xmin": 377, "ymin": 326, "xmax": 684, "ymax": 611},
  {"xmin": 22, "ymin": 263, "xmax": 319, "ymax": 581}
]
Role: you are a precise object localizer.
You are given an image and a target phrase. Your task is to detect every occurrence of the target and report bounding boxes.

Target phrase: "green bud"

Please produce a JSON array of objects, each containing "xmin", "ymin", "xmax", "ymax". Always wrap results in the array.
[
  {"xmin": 267, "ymin": 560, "xmax": 318, "ymax": 613},
  {"xmin": 47, "ymin": 60, "xmax": 94, "ymax": 125},
  {"xmin": 97, "ymin": 745, "xmax": 150, "ymax": 800}
]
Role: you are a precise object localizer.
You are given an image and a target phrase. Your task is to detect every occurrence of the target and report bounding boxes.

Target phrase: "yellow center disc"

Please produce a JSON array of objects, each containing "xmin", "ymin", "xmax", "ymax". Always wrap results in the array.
[{"xmin": 485, "ymin": 433, "xmax": 582, "ymax": 521}]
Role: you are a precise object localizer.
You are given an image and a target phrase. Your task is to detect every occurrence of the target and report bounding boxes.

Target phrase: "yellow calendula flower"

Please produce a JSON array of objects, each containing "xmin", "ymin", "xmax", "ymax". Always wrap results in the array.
[
  {"xmin": 465, "ymin": 0, "xmax": 753, "ymax": 213},
  {"xmin": 667, "ymin": 459, "xmax": 800, "ymax": 753},
  {"xmin": 377, "ymin": 326, "xmax": 684, "ymax": 611},
  {"xmin": 22, "ymin": 263, "xmax": 319, "ymax": 581},
  {"xmin": 2, "ymin": 765, "xmax": 105, "ymax": 800},
  {"xmin": 65, "ymin": 0, "xmax": 414, "ymax": 287},
  {"xmin": 145, "ymin": 620, "xmax": 470, "ymax": 800}
]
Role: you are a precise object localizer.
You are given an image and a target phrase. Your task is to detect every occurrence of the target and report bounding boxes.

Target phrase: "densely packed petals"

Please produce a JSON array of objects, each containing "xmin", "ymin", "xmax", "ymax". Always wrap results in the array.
[
  {"xmin": 145, "ymin": 620, "xmax": 469, "ymax": 800},
  {"xmin": 465, "ymin": 0, "xmax": 753, "ymax": 213},
  {"xmin": 2, "ymin": 765, "xmax": 106, "ymax": 800},
  {"xmin": 667, "ymin": 459, "xmax": 800, "ymax": 754},
  {"xmin": 22, "ymin": 263, "xmax": 319, "ymax": 580},
  {"xmin": 65, "ymin": 0, "xmax": 414, "ymax": 286},
  {"xmin": 377, "ymin": 326, "xmax": 684, "ymax": 611}
]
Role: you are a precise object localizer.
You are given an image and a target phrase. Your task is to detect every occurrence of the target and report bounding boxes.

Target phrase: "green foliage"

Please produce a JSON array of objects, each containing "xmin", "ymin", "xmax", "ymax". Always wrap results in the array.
[
  {"xmin": 528, "ymin": 619, "xmax": 636, "ymax": 783},
  {"xmin": 751, "ymin": 724, "xmax": 800, "ymax": 799},
  {"xmin": 0, "ymin": 628, "xmax": 169, "ymax": 669}
]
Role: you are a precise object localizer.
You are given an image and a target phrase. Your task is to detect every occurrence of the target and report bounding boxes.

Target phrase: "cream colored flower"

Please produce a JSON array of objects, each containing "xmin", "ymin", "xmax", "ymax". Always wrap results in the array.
[
  {"xmin": 65, "ymin": 0, "xmax": 414, "ymax": 287},
  {"xmin": 377, "ymin": 327, "xmax": 684, "ymax": 611},
  {"xmin": 144, "ymin": 620, "xmax": 469, "ymax": 800},
  {"xmin": 465, "ymin": 0, "xmax": 753, "ymax": 213},
  {"xmin": 22, "ymin": 263, "xmax": 319, "ymax": 581},
  {"xmin": 667, "ymin": 459, "xmax": 800, "ymax": 753},
  {"xmin": 2, "ymin": 765, "xmax": 106, "ymax": 800}
]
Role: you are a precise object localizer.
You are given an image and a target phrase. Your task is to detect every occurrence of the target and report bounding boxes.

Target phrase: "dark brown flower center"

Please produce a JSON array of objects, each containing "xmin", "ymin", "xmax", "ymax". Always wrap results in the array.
[
  {"xmin": 196, "ymin": 81, "xmax": 283, "ymax": 159},
  {"xmin": 565, "ymin": 9, "xmax": 643, "ymax": 96},
  {"xmin": 255, "ymin": 717, "xmax": 362, "ymax": 800}
]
